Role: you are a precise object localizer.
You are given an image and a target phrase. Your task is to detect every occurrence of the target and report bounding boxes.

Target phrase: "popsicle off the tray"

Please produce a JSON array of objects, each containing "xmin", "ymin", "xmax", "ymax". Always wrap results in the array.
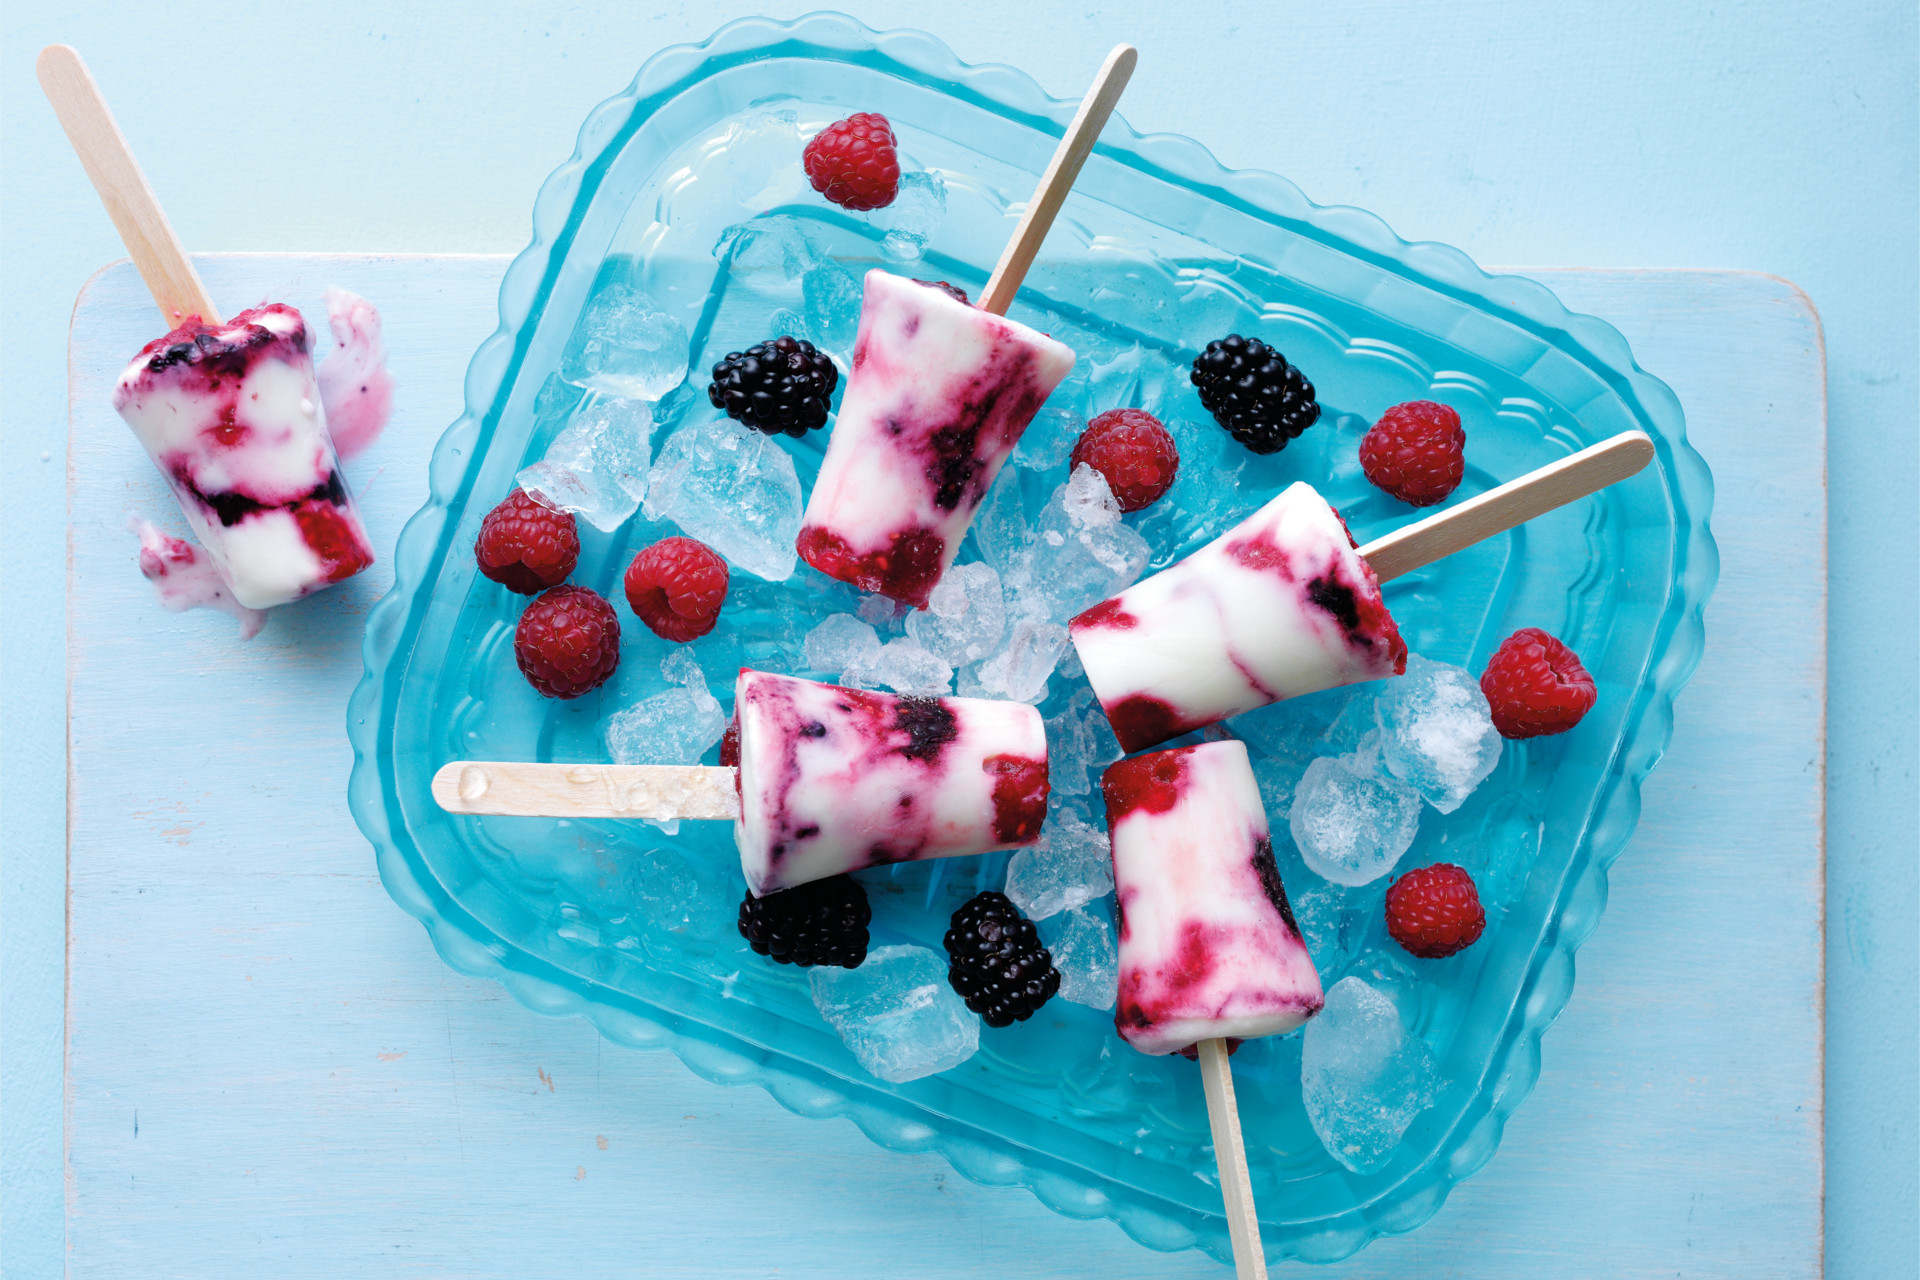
[{"xmin": 113, "ymin": 304, "xmax": 376, "ymax": 609}]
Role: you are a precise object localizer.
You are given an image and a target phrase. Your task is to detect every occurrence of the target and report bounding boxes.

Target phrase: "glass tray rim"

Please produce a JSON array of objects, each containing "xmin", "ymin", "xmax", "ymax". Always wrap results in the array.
[{"xmin": 346, "ymin": 10, "xmax": 1719, "ymax": 1265}]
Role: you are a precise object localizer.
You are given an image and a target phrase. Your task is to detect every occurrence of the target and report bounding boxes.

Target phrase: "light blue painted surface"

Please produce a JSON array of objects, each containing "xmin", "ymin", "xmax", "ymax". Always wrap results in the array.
[{"xmin": 4, "ymin": 3, "xmax": 1914, "ymax": 1275}]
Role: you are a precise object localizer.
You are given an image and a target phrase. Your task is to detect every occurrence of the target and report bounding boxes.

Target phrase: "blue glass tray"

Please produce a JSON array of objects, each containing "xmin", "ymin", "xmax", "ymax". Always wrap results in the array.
[{"xmin": 347, "ymin": 13, "xmax": 1716, "ymax": 1266}]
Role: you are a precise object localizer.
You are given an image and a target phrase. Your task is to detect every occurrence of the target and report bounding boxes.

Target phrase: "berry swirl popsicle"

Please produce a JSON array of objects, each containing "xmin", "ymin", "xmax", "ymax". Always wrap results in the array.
[
  {"xmin": 1101, "ymin": 739, "xmax": 1322, "ymax": 1055},
  {"xmin": 1069, "ymin": 431, "xmax": 1657, "ymax": 758},
  {"xmin": 735, "ymin": 670, "xmax": 1049, "ymax": 896},
  {"xmin": 113, "ymin": 304, "xmax": 375, "ymax": 609},
  {"xmin": 796, "ymin": 271, "xmax": 1075, "ymax": 607},
  {"xmin": 432, "ymin": 668, "xmax": 1053, "ymax": 901},
  {"xmin": 42, "ymin": 45, "xmax": 375, "ymax": 613},
  {"xmin": 1072, "ymin": 481, "xmax": 1405, "ymax": 754}
]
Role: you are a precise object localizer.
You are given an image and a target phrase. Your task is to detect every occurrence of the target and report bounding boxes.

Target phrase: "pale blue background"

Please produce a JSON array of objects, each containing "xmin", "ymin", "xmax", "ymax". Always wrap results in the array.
[{"xmin": 2, "ymin": 3, "xmax": 1913, "ymax": 1276}]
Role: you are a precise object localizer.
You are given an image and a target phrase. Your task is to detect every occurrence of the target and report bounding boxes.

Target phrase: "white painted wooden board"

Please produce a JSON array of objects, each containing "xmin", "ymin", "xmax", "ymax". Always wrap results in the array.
[{"xmin": 66, "ymin": 257, "xmax": 1823, "ymax": 1278}]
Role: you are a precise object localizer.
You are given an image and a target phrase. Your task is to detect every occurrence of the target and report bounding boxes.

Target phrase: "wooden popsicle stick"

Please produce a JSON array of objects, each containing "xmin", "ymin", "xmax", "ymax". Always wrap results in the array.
[
  {"xmin": 1360, "ymin": 429, "xmax": 1655, "ymax": 583},
  {"xmin": 1197, "ymin": 1037, "xmax": 1269, "ymax": 1280},
  {"xmin": 37, "ymin": 44, "xmax": 220, "ymax": 329},
  {"xmin": 431, "ymin": 761, "xmax": 740, "ymax": 822},
  {"xmin": 976, "ymin": 44, "xmax": 1137, "ymax": 317}
]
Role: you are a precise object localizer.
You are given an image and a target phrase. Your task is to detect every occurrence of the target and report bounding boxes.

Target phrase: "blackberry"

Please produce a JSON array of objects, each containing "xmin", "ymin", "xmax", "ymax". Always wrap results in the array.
[
  {"xmin": 944, "ymin": 891, "xmax": 1060, "ymax": 1028},
  {"xmin": 1190, "ymin": 334, "xmax": 1320, "ymax": 454},
  {"xmin": 707, "ymin": 335, "xmax": 839, "ymax": 438},
  {"xmin": 737, "ymin": 875, "xmax": 871, "ymax": 969},
  {"xmin": 914, "ymin": 279, "xmax": 970, "ymax": 305}
]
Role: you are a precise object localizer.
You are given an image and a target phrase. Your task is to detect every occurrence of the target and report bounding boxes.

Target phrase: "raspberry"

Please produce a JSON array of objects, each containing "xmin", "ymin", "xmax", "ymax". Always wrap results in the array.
[
  {"xmin": 737, "ymin": 875, "xmax": 872, "ymax": 969},
  {"xmin": 513, "ymin": 584, "xmax": 621, "ymax": 699},
  {"xmin": 623, "ymin": 536, "xmax": 730, "ymax": 643},
  {"xmin": 1190, "ymin": 335, "xmax": 1319, "ymax": 454},
  {"xmin": 1480, "ymin": 628, "xmax": 1597, "ymax": 739},
  {"xmin": 719, "ymin": 717, "xmax": 740, "ymax": 769},
  {"xmin": 1070, "ymin": 409, "xmax": 1180, "ymax": 512},
  {"xmin": 1360, "ymin": 401, "xmax": 1466, "ymax": 507},
  {"xmin": 474, "ymin": 488, "xmax": 580, "ymax": 594},
  {"xmin": 707, "ymin": 336, "xmax": 839, "ymax": 438},
  {"xmin": 944, "ymin": 891, "xmax": 1060, "ymax": 1028},
  {"xmin": 803, "ymin": 112, "xmax": 900, "ymax": 211},
  {"xmin": 1385, "ymin": 863, "xmax": 1487, "ymax": 959}
]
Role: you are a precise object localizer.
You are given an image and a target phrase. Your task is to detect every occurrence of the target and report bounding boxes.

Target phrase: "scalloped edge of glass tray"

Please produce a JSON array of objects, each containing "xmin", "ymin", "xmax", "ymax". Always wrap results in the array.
[{"xmin": 346, "ymin": 10, "xmax": 1718, "ymax": 1266}]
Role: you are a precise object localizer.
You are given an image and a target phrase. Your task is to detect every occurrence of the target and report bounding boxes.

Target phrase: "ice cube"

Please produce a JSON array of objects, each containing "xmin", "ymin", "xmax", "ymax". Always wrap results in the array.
[
  {"xmin": 877, "ymin": 169, "xmax": 948, "ymax": 263},
  {"xmin": 1278, "ymin": 833, "xmax": 1387, "ymax": 978},
  {"xmin": 560, "ymin": 284, "xmax": 690, "ymax": 402},
  {"xmin": 721, "ymin": 110, "xmax": 807, "ymax": 209},
  {"xmin": 1002, "ymin": 466, "xmax": 1150, "ymax": 624},
  {"xmin": 857, "ymin": 592, "xmax": 905, "ymax": 629},
  {"xmin": 515, "ymin": 396, "xmax": 653, "ymax": 532},
  {"xmin": 643, "ymin": 416, "xmax": 801, "ymax": 581},
  {"xmin": 1041, "ymin": 689, "xmax": 1126, "ymax": 797},
  {"xmin": 1375, "ymin": 654, "xmax": 1503, "ymax": 814},
  {"xmin": 973, "ymin": 618, "xmax": 1069, "ymax": 704},
  {"xmin": 1058, "ymin": 461, "xmax": 1121, "ymax": 527},
  {"xmin": 1004, "ymin": 805, "xmax": 1113, "ymax": 920},
  {"xmin": 969, "ymin": 470, "xmax": 1031, "ymax": 576},
  {"xmin": 1231, "ymin": 685, "xmax": 1358, "ymax": 764},
  {"xmin": 801, "ymin": 261, "xmax": 863, "ymax": 363},
  {"xmin": 1012, "ymin": 372, "xmax": 1088, "ymax": 473},
  {"xmin": 804, "ymin": 612, "xmax": 882, "ymax": 678},
  {"xmin": 659, "ymin": 648, "xmax": 707, "ymax": 691},
  {"xmin": 714, "ymin": 214, "xmax": 827, "ymax": 283},
  {"xmin": 1289, "ymin": 743, "xmax": 1423, "ymax": 886},
  {"xmin": 1286, "ymin": 876, "xmax": 1347, "ymax": 973},
  {"xmin": 631, "ymin": 847, "xmax": 704, "ymax": 937},
  {"xmin": 1300, "ymin": 976, "xmax": 1439, "ymax": 1174},
  {"xmin": 1011, "ymin": 405, "xmax": 1084, "ymax": 473},
  {"xmin": 604, "ymin": 657, "xmax": 729, "ymax": 768},
  {"xmin": 849, "ymin": 637, "xmax": 954, "ymax": 696},
  {"xmin": 906, "ymin": 562, "xmax": 1006, "ymax": 665},
  {"xmin": 1040, "ymin": 903, "xmax": 1119, "ymax": 1010},
  {"xmin": 1319, "ymin": 686, "xmax": 1384, "ymax": 755},
  {"xmin": 810, "ymin": 945, "xmax": 980, "ymax": 1083},
  {"xmin": 1042, "ymin": 700, "xmax": 1093, "ymax": 797},
  {"xmin": 1084, "ymin": 341, "xmax": 1190, "ymax": 415}
]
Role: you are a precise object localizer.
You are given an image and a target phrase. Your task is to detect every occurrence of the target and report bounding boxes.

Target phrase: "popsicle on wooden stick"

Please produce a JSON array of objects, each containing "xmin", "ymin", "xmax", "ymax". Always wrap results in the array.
[
  {"xmin": 1101, "ymin": 739, "xmax": 1314, "ymax": 1279},
  {"xmin": 1070, "ymin": 430, "xmax": 1655, "ymax": 753},
  {"xmin": 794, "ymin": 46, "xmax": 1136, "ymax": 607},
  {"xmin": 39, "ymin": 44, "xmax": 374, "ymax": 610},
  {"xmin": 435, "ymin": 671, "xmax": 1052, "ymax": 897}
]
